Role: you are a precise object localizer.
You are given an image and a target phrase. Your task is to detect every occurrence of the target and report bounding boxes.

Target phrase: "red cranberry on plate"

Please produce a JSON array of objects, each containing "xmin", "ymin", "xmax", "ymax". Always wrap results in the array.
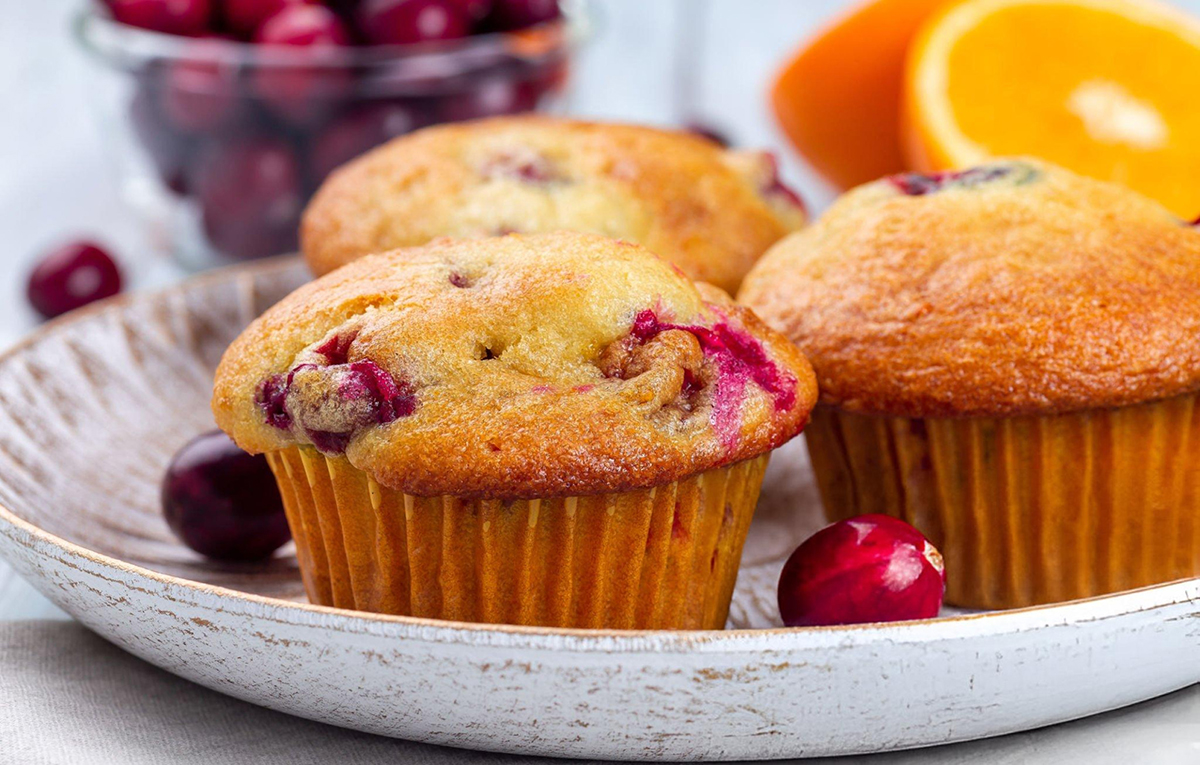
[
  {"xmin": 194, "ymin": 137, "xmax": 303, "ymax": 260},
  {"xmin": 130, "ymin": 83, "xmax": 195, "ymax": 194},
  {"xmin": 27, "ymin": 241, "xmax": 123, "ymax": 320},
  {"xmin": 220, "ymin": 0, "xmax": 313, "ymax": 38},
  {"xmin": 162, "ymin": 430, "xmax": 290, "ymax": 561},
  {"xmin": 357, "ymin": 0, "xmax": 471, "ymax": 45},
  {"xmin": 439, "ymin": 74, "xmax": 537, "ymax": 122},
  {"xmin": 777, "ymin": 514, "xmax": 946, "ymax": 627},
  {"xmin": 103, "ymin": 0, "xmax": 213, "ymax": 35},
  {"xmin": 309, "ymin": 101, "xmax": 425, "ymax": 184},
  {"xmin": 252, "ymin": 5, "xmax": 353, "ymax": 124},
  {"xmin": 483, "ymin": 0, "xmax": 559, "ymax": 31}
]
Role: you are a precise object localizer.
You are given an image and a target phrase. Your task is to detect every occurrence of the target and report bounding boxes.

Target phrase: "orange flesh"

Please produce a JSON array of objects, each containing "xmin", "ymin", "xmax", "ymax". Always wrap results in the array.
[{"xmin": 911, "ymin": 1, "xmax": 1200, "ymax": 218}]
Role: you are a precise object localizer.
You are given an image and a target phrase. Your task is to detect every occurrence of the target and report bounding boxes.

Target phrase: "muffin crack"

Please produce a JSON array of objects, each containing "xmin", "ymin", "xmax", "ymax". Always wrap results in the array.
[{"xmin": 600, "ymin": 307, "xmax": 798, "ymax": 450}]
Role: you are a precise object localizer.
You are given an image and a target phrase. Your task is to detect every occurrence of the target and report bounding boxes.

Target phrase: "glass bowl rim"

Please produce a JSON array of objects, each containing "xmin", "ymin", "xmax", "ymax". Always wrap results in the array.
[{"xmin": 75, "ymin": 0, "xmax": 592, "ymax": 70}]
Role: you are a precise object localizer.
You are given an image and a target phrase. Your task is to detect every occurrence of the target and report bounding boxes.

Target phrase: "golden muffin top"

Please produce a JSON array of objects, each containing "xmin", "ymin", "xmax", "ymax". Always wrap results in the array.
[
  {"xmin": 213, "ymin": 233, "xmax": 817, "ymax": 498},
  {"xmin": 300, "ymin": 116, "xmax": 806, "ymax": 295},
  {"xmin": 739, "ymin": 159, "xmax": 1200, "ymax": 418}
]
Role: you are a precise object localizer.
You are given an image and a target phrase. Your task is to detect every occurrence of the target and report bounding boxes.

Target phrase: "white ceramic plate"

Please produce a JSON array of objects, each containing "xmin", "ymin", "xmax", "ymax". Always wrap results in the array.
[{"xmin": 0, "ymin": 258, "xmax": 1196, "ymax": 761}]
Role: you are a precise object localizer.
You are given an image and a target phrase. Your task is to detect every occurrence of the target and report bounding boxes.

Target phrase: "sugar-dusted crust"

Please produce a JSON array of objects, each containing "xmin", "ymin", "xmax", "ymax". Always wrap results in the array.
[
  {"xmin": 739, "ymin": 159, "xmax": 1200, "ymax": 418},
  {"xmin": 300, "ymin": 116, "xmax": 806, "ymax": 295},
  {"xmin": 214, "ymin": 232, "xmax": 817, "ymax": 498}
]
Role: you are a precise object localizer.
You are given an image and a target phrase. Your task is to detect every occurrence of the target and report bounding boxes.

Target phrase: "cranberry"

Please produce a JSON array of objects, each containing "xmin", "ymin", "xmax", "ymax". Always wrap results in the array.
[
  {"xmin": 309, "ymin": 101, "xmax": 424, "ymax": 183},
  {"xmin": 130, "ymin": 82, "xmax": 195, "ymax": 194},
  {"xmin": 483, "ymin": 0, "xmax": 559, "ymax": 31},
  {"xmin": 220, "ymin": 0, "xmax": 313, "ymax": 37},
  {"xmin": 255, "ymin": 3, "xmax": 352, "ymax": 44},
  {"xmin": 162, "ymin": 430, "xmax": 290, "ymax": 561},
  {"xmin": 886, "ymin": 165, "xmax": 1026, "ymax": 196},
  {"xmin": 252, "ymin": 5, "xmax": 353, "ymax": 124},
  {"xmin": 257, "ymin": 356, "xmax": 417, "ymax": 453},
  {"xmin": 479, "ymin": 148, "xmax": 559, "ymax": 182},
  {"xmin": 27, "ymin": 241, "xmax": 123, "ymax": 320},
  {"xmin": 194, "ymin": 137, "xmax": 303, "ymax": 260},
  {"xmin": 777, "ymin": 515, "xmax": 946, "ymax": 627},
  {"xmin": 160, "ymin": 54, "xmax": 240, "ymax": 134},
  {"xmin": 439, "ymin": 75, "xmax": 537, "ymax": 122},
  {"xmin": 357, "ymin": 0, "xmax": 470, "ymax": 45},
  {"xmin": 449, "ymin": 0, "xmax": 492, "ymax": 23},
  {"xmin": 103, "ymin": 0, "xmax": 213, "ymax": 35}
]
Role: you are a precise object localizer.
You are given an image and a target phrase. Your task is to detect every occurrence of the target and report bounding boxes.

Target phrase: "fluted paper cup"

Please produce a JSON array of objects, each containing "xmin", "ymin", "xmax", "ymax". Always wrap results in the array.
[
  {"xmin": 805, "ymin": 394, "xmax": 1200, "ymax": 609},
  {"xmin": 265, "ymin": 447, "xmax": 770, "ymax": 629}
]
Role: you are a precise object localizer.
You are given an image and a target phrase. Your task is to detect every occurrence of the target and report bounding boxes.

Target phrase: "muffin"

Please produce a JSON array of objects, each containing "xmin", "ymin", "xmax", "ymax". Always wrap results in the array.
[
  {"xmin": 300, "ymin": 116, "xmax": 806, "ymax": 295},
  {"xmin": 213, "ymin": 232, "xmax": 817, "ymax": 628},
  {"xmin": 739, "ymin": 158, "xmax": 1200, "ymax": 610}
]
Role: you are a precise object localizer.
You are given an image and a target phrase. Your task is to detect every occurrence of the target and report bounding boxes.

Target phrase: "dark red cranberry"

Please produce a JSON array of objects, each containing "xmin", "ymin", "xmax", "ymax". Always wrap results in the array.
[
  {"xmin": 341, "ymin": 359, "xmax": 417, "ymax": 422},
  {"xmin": 27, "ymin": 241, "xmax": 123, "ymax": 319},
  {"xmin": 103, "ymin": 0, "xmax": 213, "ymax": 35},
  {"xmin": 162, "ymin": 430, "xmax": 291, "ymax": 561},
  {"xmin": 256, "ymin": 357, "xmax": 418, "ymax": 453},
  {"xmin": 440, "ymin": 75, "xmax": 538, "ymax": 122},
  {"xmin": 628, "ymin": 309, "xmax": 795, "ymax": 450},
  {"xmin": 314, "ymin": 331, "xmax": 357, "ymax": 364},
  {"xmin": 194, "ymin": 137, "xmax": 303, "ymax": 260},
  {"xmin": 479, "ymin": 149, "xmax": 558, "ymax": 182},
  {"xmin": 887, "ymin": 165, "xmax": 1016, "ymax": 196},
  {"xmin": 252, "ymin": 5, "xmax": 353, "ymax": 124},
  {"xmin": 255, "ymin": 3, "xmax": 352, "ymax": 44},
  {"xmin": 160, "ymin": 55, "xmax": 240, "ymax": 133},
  {"xmin": 777, "ymin": 515, "xmax": 946, "ymax": 627},
  {"xmin": 220, "ymin": 0, "xmax": 313, "ymax": 38},
  {"xmin": 357, "ymin": 0, "xmax": 470, "ymax": 45},
  {"xmin": 449, "ymin": 0, "xmax": 492, "ymax": 23},
  {"xmin": 309, "ymin": 101, "xmax": 424, "ymax": 184},
  {"xmin": 257, "ymin": 373, "xmax": 293, "ymax": 429},
  {"xmin": 483, "ymin": 0, "xmax": 558, "ymax": 31},
  {"xmin": 130, "ymin": 82, "xmax": 195, "ymax": 194}
]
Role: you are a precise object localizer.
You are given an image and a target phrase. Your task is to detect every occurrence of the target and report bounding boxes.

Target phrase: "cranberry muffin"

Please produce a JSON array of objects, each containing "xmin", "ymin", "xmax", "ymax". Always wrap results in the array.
[
  {"xmin": 214, "ymin": 232, "xmax": 817, "ymax": 628},
  {"xmin": 300, "ymin": 116, "xmax": 806, "ymax": 294},
  {"xmin": 740, "ymin": 159, "xmax": 1200, "ymax": 609}
]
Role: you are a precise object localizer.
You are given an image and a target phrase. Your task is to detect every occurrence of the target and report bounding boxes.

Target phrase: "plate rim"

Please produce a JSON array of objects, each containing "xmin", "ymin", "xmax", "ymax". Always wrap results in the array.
[{"xmin": 1, "ymin": 256, "xmax": 1197, "ymax": 654}]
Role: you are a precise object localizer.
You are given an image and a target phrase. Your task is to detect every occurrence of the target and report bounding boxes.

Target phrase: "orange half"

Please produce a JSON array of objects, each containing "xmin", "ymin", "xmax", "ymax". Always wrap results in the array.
[
  {"xmin": 905, "ymin": 0, "xmax": 1200, "ymax": 219},
  {"xmin": 772, "ymin": 0, "xmax": 952, "ymax": 190}
]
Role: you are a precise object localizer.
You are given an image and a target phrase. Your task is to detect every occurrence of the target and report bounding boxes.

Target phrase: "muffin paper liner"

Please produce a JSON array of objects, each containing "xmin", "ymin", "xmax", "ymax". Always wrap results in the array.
[
  {"xmin": 264, "ymin": 448, "xmax": 770, "ymax": 629},
  {"xmin": 805, "ymin": 394, "xmax": 1200, "ymax": 609}
]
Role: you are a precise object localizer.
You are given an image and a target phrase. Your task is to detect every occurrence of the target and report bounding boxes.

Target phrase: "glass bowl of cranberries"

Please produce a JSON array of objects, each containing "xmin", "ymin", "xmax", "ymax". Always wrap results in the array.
[{"xmin": 75, "ymin": 0, "xmax": 588, "ymax": 270}]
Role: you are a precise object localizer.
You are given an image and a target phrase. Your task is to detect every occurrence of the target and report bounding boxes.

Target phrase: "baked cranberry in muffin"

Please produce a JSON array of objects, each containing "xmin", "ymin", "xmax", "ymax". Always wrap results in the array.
[{"xmin": 300, "ymin": 116, "xmax": 807, "ymax": 294}]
